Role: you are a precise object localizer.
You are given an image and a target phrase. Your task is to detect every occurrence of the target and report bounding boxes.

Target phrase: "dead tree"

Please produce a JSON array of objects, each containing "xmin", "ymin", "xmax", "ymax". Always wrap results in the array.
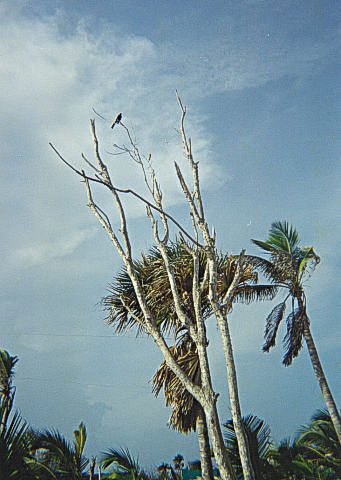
[{"xmin": 50, "ymin": 94, "xmax": 256, "ymax": 480}]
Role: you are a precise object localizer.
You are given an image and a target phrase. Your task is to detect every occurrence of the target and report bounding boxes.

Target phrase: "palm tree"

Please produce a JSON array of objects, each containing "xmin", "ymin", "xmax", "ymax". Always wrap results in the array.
[
  {"xmin": 296, "ymin": 409, "xmax": 341, "ymax": 475},
  {"xmin": 100, "ymin": 447, "xmax": 143, "ymax": 480},
  {"xmin": 152, "ymin": 335, "xmax": 214, "ymax": 480},
  {"xmin": 103, "ymin": 241, "xmax": 276, "ymax": 480},
  {"xmin": 32, "ymin": 422, "xmax": 89, "ymax": 479},
  {"xmin": 268, "ymin": 437, "xmax": 306, "ymax": 480},
  {"xmin": 157, "ymin": 463, "xmax": 172, "ymax": 480},
  {"xmin": 223, "ymin": 415, "xmax": 276, "ymax": 480},
  {"xmin": 0, "ymin": 403, "xmax": 54, "ymax": 479},
  {"xmin": 250, "ymin": 221, "xmax": 341, "ymax": 445},
  {"xmin": 0, "ymin": 349, "xmax": 18, "ymax": 434},
  {"xmin": 149, "ymin": 243, "xmax": 276, "ymax": 480},
  {"xmin": 173, "ymin": 454, "xmax": 184, "ymax": 478}
]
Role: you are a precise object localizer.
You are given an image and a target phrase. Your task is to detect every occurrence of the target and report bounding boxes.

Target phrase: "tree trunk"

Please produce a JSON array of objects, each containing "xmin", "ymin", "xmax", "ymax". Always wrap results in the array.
[
  {"xmin": 303, "ymin": 319, "xmax": 341, "ymax": 446},
  {"xmin": 89, "ymin": 457, "xmax": 96, "ymax": 480},
  {"xmin": 204, "ymin": 403, "xmax": 237, "ymax": 480},
  {"xmin": 216, "ymin": 312, "xmax": 255, "ymax": 480},
  {"xmin": 196, "ymin": 408, "xmax": 214, "ymax": 480}
]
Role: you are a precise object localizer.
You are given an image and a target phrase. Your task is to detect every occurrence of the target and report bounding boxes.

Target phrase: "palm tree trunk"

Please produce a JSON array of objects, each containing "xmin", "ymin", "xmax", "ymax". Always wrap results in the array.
[
  {"xmin": 194, "ymin": 323, "xmax": 236, "ymax": 480},
  {"xmin": 216, "ymin": 312, "xmax": 255, "ymax": 480},
  {"xmin": 203, "ymin": 403, "xmax": 237, "ymax": 480},
  {"xmin": 196, "ymin": 408, "xmax": 214, "ymax": 480},
  {"xmin": 303, "ymin": 318, "xmax": 341, "ymax": 446},
  {"xmin": 90, "ymin": 457, "xmax": 96, "ymax": 480}
]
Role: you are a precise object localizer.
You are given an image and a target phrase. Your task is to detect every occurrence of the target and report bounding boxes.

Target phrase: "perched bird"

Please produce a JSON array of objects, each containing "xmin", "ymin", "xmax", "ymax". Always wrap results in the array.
[{"xmin": 111, "ymin": 113, "xmax": 122, "ymax": 128}]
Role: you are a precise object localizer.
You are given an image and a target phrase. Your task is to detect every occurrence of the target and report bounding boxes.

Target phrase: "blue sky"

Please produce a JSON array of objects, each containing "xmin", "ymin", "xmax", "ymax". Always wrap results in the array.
[{"xmin": 0, "ymin": 0, "xmax": 340, "ymax": 470}]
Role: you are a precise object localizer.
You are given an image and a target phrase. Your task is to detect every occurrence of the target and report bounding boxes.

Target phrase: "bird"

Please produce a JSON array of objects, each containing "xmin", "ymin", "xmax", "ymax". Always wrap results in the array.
[{"xmin": 111, "ymin": 113, "xmax": 122, "ymax": 128}]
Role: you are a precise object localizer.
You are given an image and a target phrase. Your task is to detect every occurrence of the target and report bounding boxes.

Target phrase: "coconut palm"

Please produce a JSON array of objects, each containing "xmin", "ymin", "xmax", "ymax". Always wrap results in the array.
[
  {"xmin": 296, "ymin": 409, "xmax": 341, "ymax": 475},
  {"xmin": 152, "ymin": 335, "xmax": 214, "ymax": 480},
  {"xmin": 223, "ymin": 415, "xmax": 276, "ymax": 480},
  {"xmin": 157, "ymin": 462, "xmax": 172, "ymax": 480},
  {"xmin": 291, "ymin": 454, "xmax": 337, "ymax": 480},
  {"xmin": 0, "ymin": 349, "xmax": 18, "ymax": 434},
  {"xmin": 148, "ymin": 243, "xmax": 276, "ymax": 480},
  {"xmin": 0, "ymin": 403, "xmax": 54, "ymax": 479},
  {"xmin": 102, "ymin": 242, "xmax": 276, "ymax": 338},
  {"xmin": 103, "ymin": 241, "xmax": 276, "ymax": 480},
  {"xmin": 100, "ymin": 447, "xmax": 144, "ymax": 480},
  {"xmin": 268, "ymin": 437, "xmax": 306, "ymax": 480},
  {"xmin": 0, "ymin": 405, "xmax": 31, "ymax": 479},
  {"xmin": 251, "ymin": 221, "xmax": 341, "ymax": 445},
  {"xmin": 173, "ymin": 454, "xmax": 184, "ymax": 477},
  {"xmin": 32, "ymin": 422, "xmax": 89, "ymax": 479}
]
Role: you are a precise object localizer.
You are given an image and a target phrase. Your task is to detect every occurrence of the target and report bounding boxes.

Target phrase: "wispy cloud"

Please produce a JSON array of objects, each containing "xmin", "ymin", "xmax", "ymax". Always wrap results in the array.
[{"xmin": 14, "ymin": 228, "xmax": 97, "ymax": 266}]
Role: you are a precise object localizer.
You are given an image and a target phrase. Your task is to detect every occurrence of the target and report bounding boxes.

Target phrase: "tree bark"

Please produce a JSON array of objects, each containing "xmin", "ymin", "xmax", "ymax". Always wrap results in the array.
[
  {"xmin": 89, "ymin": 457, "xmax": 96, "ymax": 480},
  {"xmin": 203, "ymin": 403, "xmax": 237, "ymax": 480},
  {"xmin": 207, "ymin": 253, "xmax": 255, "ymax": 480},
  {"xmin": 196, "ymin": 408, "xmax": 214, "ymax": 480},
  {"xmin": 303, "ymin": 319, "xmax": 341, "ymax": 446},
  {"xmin": 215, "ymin": 311, "xmax": 255, "ymax": 480}
]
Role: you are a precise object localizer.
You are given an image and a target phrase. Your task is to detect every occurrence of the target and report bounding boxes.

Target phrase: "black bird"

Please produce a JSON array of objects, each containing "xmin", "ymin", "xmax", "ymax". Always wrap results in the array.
[{"xmin": 111, "ymin": 113, "xmax": 122, "ymax": 128}]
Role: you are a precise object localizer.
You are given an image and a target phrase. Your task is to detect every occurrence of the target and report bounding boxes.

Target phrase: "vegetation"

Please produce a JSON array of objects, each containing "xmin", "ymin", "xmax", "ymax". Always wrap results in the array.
[
  {"xmin": 223, "ymin": 410, "xmax": 341, "ymax": 479},
  {"xmin": 250, "ymin": 221, "xmax": 341, "ymax": 444},
  {"xmin": 5, "ymin": 99, "xmax": 336, "ymax": 479}
]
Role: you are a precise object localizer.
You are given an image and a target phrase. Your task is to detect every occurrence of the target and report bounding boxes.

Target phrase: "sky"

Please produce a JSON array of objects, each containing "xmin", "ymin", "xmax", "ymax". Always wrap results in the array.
[{"xmin": 0, "ymin": 0, "xmax": 340, "ymax": 471}]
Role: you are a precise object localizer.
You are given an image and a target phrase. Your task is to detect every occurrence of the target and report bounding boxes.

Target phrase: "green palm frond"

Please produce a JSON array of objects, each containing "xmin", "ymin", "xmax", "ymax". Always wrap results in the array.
[
  {"xmin": 224, "ymin": 414, "xmax": 274, "ymax": 479},
  {"xmin": 296, "ymin": 246, "xmax": 320, "ymax": 281},
  {"xmin": 252, "ymin": 222, "xmax": 320, "ymax": 368},
  {"xmin": 0, "ymin": 405, "xmax": 37, "ymax": 479},
  {"xmin": 296, "ymin": 409, "xmax": 341, "ymax": 467},
  {"xmin": 103, "ymin": 241, "xmax": 276, "ymax": 342},
  {"xmin": 267, "ymin": 221, "xmax": 300, "ymax": 254},
  {"xmin": 33, "ymin": 426, "xmax": 89, "ymax": 478},
  {"xmin": 100, "ymin": 447, "xmax": 141, "ymax": 478},
  {"xmin": 263, "ymin": 302, "xmax": 287, "ymax": 352},
  {"xmin": 310, "ymin": 408, "xmax": 332, "ymax": 424},
  {"xmin": 73, "ymin": 422, "xmax": 87, "ymax": 458}
]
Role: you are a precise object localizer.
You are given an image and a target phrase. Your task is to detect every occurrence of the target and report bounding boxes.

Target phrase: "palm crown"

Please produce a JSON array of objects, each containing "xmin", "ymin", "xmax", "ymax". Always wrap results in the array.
[
  {"xmin": 250, "ymin": 221, "xmax": 320, "ymax": 366},
  {"xmin": 102, "ymin": 240, "xmax": 277, "ymax": 338}
]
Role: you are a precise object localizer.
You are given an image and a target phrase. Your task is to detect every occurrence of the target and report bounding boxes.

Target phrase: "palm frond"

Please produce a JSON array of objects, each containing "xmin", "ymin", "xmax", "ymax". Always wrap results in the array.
[
  {"xmin": 0, "ymin": 405, "xmax": 36, "ymax": 479},
  {"xmin": 244, "ymin": 255, "xmax": 285, "ymax": 284},
  {"xmin": 296, "ymin": 409, "xmax": 341, "ymax": 465},
  {"xmin": 0, "ymin": 350, "xmax": 18, "ymax": 392},
  {"xmin": 233, "ymin": 284, "xmax": 278, "ymax": 305},
  {"xmin": 151, "ymin": 337, "xmax": 201, "ymax": 433},
  {"xmin": 267, "ymin": 221, "xmax": 300, "ymax": 254},
  {"xmin": 224, "ymin": 414, "xmax": 274, "ymax": 479},
  {"xmin": 283, "ymin": 309, "xmax": 305, "ymax": 366},
  {"xmin": 296, "ymin": 246, "xmax": 320, "ymax": 281},
  {"xmin": 73, "ymin": 422, "xmax": 87, "ymax": 458},
  {"xmin": 100, "ymin": 447, "xmax": 140, "ymax": 474},
  {"xmin": 310, "ymin": 408, "xmax": 331, "ymax": 424},
  {"xmin": 32, "ymin": 426, "xmax": 89, "ymax": 477},
  {"xmin": 263, "ymin": 302, "xmax": 287, "ymax": 352}
]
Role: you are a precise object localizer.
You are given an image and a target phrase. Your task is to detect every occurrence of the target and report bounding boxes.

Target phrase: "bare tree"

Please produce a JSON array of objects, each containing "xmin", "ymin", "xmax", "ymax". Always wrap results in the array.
[{"xmin": 50, "ymin": 95, "xmax": 260, "ymax": 480}]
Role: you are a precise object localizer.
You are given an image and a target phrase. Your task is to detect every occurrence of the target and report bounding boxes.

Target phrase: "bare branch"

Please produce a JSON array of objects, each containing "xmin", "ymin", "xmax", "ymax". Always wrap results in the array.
[
  {"xmin": 221, "ymin": 250, "xmax": 246, "ymax": 311},
  {"xmin": 92, "ymin": 107, "xmax": 108, "ymax": 122},
  {"xmin": 83, "ymin": 174, "xmax": 126, "ymax": 259},
  {"xmin": 81, "ymin": 153, "xmax": 101, "ymax": 173}
]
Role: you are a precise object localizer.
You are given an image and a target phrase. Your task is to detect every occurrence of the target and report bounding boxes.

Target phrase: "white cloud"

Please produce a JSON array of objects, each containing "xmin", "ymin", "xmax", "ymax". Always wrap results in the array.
[{"xmin": 14, "ymin": 228, "xmax": 97, "ymax": 266}]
